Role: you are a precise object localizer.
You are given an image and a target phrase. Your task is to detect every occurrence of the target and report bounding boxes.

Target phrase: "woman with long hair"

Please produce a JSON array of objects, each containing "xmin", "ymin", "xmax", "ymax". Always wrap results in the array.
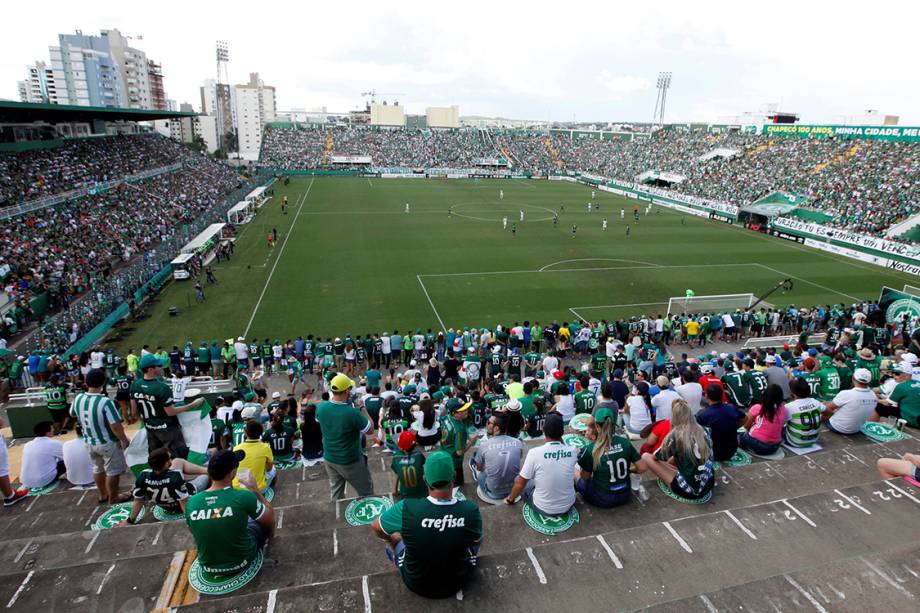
[
  {"xmin": 552, "ymin": 384, "xmax": 576, "ymax": 423},
  {"xmin": 412, "ymin": 396, "xmax": 441, "ymax": 447},
  {"xmin": 739, "ymin": 383, "xmax": 787, "ymax": 456},
  {"xmin": 624, "ymin": 381, "xmax": 654, "ymax": 435},
  {"xmin": 641, "ymin": 399, "xmax": 714, "ymax": 500},
  {"xmin": 576, "ymin": 408, "xmax": 646, "ymax": 507},
  {"xmin": 299, "ymin": 403, "xmax": 323, "ymax": 460}
]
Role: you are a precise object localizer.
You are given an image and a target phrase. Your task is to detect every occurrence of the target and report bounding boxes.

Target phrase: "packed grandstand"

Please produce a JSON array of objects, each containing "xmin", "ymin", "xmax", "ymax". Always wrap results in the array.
[
  {"xmin": 2, "ymin": 114, "xmax": 920, "ymax": 611},
  {"xmin": 259, "ymin": 125, "xmax": 919, "ymax": 234}
]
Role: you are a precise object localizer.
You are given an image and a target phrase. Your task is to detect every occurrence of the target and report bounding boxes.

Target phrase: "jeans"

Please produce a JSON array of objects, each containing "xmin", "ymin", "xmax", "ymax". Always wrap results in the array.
[
  {"xmin": 576, "ymin": 478, "xmax": 630, "ymax": 508},
  {"xmin": 522, "ymin": 481, "xmax": 571, "ymax": 518},
  {"xmin": 469, "ymin": 458, "xmax": 510, "ymax": 500},
  {"xmin": 738, "ymin": 432, "xmax": 780, "ymax": 456},
  {"xmin": 247, "ymin": 518, "xmax": 269, "ymax": 551}
]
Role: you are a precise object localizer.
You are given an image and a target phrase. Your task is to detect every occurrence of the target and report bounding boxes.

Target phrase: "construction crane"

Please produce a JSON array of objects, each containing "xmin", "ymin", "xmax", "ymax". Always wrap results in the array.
[{"xmin": 361, "ymin": 90, "xmax": 406, "ymax": 105}]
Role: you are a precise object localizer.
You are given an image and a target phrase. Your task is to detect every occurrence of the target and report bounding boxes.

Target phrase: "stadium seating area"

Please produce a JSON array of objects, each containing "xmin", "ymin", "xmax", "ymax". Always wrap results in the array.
[
  {"xmin": 1, "ymin": 312, "xmax": 918, "ymax": 610},
  {"xmin": 259, "ymin": 126, "xmax": 920, "ymax": 234},
  {"xmin": 0, "ymin": 134, "xmax": 244, "ymax": 344}
]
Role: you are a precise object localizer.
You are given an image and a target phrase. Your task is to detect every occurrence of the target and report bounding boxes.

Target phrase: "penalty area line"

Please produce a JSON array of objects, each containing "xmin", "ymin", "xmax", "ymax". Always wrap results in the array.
[
  {"xmin": 243, "ymin": 179, "xmax": 313, "ymax": 337},
  {"xmin": 417, "ymin": 275, "xmax": 446, "ymax": 333}
]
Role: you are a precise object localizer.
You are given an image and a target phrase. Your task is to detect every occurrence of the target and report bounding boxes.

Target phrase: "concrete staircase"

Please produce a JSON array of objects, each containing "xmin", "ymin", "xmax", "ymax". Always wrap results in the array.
[{"xmin": 1, "ymin": 431, "xmax": 918, "ymax": 612}]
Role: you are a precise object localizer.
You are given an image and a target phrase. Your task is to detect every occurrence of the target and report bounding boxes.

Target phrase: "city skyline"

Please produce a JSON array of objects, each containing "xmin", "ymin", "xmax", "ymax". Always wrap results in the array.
[{"xmin": 1, "ymin": 0, "xmax": 918, "ymax": 124}]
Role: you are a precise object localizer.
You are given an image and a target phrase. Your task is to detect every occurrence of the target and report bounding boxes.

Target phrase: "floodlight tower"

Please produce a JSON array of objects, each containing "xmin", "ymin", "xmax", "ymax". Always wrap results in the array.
[
  {"xmin": 652, "ymin": 71, "xmax": 672, "ymax": 125},
  {"xmin": 215, "ymin": 41, "xmax": 230, "ymax": 151}
]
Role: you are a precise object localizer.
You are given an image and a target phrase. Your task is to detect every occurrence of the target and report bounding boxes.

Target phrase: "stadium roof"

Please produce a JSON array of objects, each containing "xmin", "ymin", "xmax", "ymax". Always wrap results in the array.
[{"xmin": 0, "ymin": 100, "xmax": 197, "ymax": 124}]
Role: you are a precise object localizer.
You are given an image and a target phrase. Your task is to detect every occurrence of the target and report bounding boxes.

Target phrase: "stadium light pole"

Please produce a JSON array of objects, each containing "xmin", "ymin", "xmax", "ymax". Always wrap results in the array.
[
  {"xmin": 653, "ymin": 72, "xmax": 672, "ymax": 126},
  {"xmin": 215, "ymin": 41, "xmax": 229, "ymax": 153}
]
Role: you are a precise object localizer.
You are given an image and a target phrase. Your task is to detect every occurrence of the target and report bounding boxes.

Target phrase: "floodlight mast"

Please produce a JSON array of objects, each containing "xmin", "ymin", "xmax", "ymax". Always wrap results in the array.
[
  {"xmin": 215, "ymin": 41, "xmax": 230, "ymax": 152},
  {"xmin": 652, "ymin": 72, "xmax": 672, "ymax": 125}
]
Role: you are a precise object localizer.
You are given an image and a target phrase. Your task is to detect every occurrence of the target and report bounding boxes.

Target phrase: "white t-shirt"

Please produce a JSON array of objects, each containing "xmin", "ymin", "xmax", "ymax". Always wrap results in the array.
[
  {"xmin": 90, "ymin": 351, "xmax": 105, "ymax": 369},
  {"xmin": 676, "ymin": 382, "xmax": 704, "ymax": 413},
  {"xmin": 553, "ymin": 395, "xmax": 576, "ymax": 422},
  {"xmin": 63, "ymin": 438, "xmax": 95, "ymax": 486},
  {"xmin": 519, "ymin": 441, "xmax": 578, "ymax": 515},
  {"xmin": 381, "ymin": 336, "xmax": 391, "ymax": 353},
  {"xmin": 542, "ymin": 356, "xmax": 559, "ymax": 373},
  {"xmin": 606, "ymin": 341, "xmax": 617, "ymax": 359},
  {"xmin": 20, "ymin": 436, "xmax": 64, "ymax": 488},
  {"xmin": 651, "ymin": 389, "xmax": 681, "ymax": 421},
  {"xmin": 829, "ymin": 387, "xmax": 877, "ymax": 434},
  {"xmin": 412, "ymin": 411, "xmax": 440, "ymax": 437},
  {"xmin": 722, "ymin": 314, "xmax": 734, "ymax": 327},
  {"xmin": 626, "ymin": 395, "xmax": 654, "ymax": 432},
  {"xmin": 234, "ymin": 342, "xmax": 248, "ymax": 360}
]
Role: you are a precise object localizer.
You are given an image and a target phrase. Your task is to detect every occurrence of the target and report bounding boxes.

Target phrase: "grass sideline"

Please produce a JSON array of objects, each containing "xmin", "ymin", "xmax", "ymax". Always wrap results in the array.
[{"xmin": 112, "ymin": 177, "xmax": 916, "ymax": 350}]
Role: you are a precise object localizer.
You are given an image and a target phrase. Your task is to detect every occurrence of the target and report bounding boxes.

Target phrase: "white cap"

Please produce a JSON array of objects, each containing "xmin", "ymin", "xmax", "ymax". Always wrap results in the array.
[
  {"xmin": 232, "ymin": 400, "xmax": 244, "ymax": 412},
  {"xmin": 272, "ymin": 391, "xmax": 281, "ymax": 399},
  {"xmin": 241, "ymin": 406, "xmax": 260, "ymax": 419},
  {"xmin": 237, "ymin": 336, "xmax": 244, "ymax": 341},
  {"xmin": 764, "ymin": 355, "xmax": 777, "ymax": 364},
  {"xmin": 410, "ymin": 359, "xmax": 417, "ymax": 367},
  {"xmin": 468, "ymin": 347, "xmax": 476, "ymax": 354},
  {"xmin": 903, "ymin": 353, "xmax": 918, "ymax": 365},
  {"xmin": 894, "ymin": 362, "xmax": 912, "ymax": 375},
  {"xmin": 505, "ymin": 398, "xmax": 522, "ymax": 412},
  {"xmin": 700, "ymin": 364, "xmax": 713, "ymax": 374},
  {"xmin": 853, "ymin": 368, "xmax": 872, "ymax": 384}
]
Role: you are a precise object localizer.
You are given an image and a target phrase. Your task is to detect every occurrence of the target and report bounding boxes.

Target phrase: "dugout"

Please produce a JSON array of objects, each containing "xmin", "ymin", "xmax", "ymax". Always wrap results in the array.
[
  {"xmin": 637, "ymin": 170, "xmax": 686, "ymax": 188},
  {"xmin": 227, "ymin": 200, "xmax": 254, "ymax": 224}
]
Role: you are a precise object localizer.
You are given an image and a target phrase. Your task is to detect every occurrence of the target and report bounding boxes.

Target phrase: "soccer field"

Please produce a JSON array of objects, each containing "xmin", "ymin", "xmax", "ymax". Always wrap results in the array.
[{"xmin": 114, "ymin": 176, "xmax": 916, "ymax": 350}]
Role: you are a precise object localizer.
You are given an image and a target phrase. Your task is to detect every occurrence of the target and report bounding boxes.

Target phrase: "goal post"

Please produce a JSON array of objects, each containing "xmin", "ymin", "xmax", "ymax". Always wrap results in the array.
[{"xmin": 666, "ymin": 293, "xmax": 771, "ymax": 315}]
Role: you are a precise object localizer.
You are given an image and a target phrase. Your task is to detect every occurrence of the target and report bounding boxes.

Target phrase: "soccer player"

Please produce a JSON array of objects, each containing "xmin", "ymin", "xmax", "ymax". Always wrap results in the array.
[
  {"xmin": 587, "ymin": 202, "xmax": 592, "ymax": 213},
  {"xmin": 511, "ymin": 223, "xmax": 517, "ymax": 237},
  {"xmin": 448, "ymin": 206, "xmax": 452, "ymax": 217},
  {"xmin": 571, "ymin": 223, "xmax": 577, "ymax": 238},
  {"xmin": 591, "ymin": 190, "xmax": 596, "ymax": 198},
  {"xmin": 626, "ymin": 224, "xmax": 631, "ymax": 238},
  {"xmin": 553, "ymin": 213, "xmax": 558, "ymax": 227},
  {"xmin": 499, "ymin": 189, "xmax": 504, "ymax": 200},
  {"xmin": 620, "ymin": 208, "xmax": 625, "ymax": 219},
  {"xmin": 405, "ymin": 202, "xmax": 410, "ymax": 214},
  {"xmin": 281, "ymin": 196, "xmax": 287, "ymax": 215},
  {"xmin": 502, "ymin": 216, "xmax": 508, "ymax": 230},
  {"xmin": 519, "ymin": 209, "xmax": 524, "ymax": 222},
  {"xmin": 602, "ymin": 218, "xmax": 608, "ymax": 230}
]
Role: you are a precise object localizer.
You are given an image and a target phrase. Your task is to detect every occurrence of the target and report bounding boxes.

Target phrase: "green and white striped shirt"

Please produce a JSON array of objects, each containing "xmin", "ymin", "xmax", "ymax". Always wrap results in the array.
[{"xmin": 69, "ymin": 392, "xmax": 122, "ymax": 446}]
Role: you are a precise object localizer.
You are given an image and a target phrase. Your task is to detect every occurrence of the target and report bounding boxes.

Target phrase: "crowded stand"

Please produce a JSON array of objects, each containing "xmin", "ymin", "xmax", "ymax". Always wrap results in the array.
[
  {"xmin": 259, "ymin": 125, "xmax": 920, "ymax": 235},
  {"xmin": 0, "ymin": 134, "xmax": 246, "ymax": 346},
  {"xmin": 2, "ymin": 297, "xmax": 918, "ymax": 603}
]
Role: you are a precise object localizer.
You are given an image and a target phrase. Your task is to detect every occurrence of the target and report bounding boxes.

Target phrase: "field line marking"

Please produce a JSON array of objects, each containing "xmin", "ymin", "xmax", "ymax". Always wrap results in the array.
[
  {"xmin": 417, "ymin": 275, "xmax": 446, "ymax": 333},
  {"xmin": 367, "ymin": 177, "xmax": 373, "ymax": 187},
  {"xmin": 539, "ymin": 257, "xmax": 661, "ymax": 271},
  {"xmin": 569, "ymin": 307, "xmax": 588, "ymax": 322},
  {"xmin": 571, "ymin": 301, "xmax": 669, "ymax": 310},
  {"xmin": 754, "ymin": 263, "xmax": 861, "ymax": 302},
  {"xmin": 243, "ymin": 180, "xmax": 313, "ymax": 337},
  {"xmin": 419, "ymin": 262, "xmax": 760, "ymax": 279}
]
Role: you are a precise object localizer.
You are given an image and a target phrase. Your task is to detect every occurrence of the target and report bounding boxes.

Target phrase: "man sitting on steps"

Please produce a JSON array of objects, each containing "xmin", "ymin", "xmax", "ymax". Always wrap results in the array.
[
  {"xmin": 371, "ymin": 450, "xmax": 483, "ymax": 598},
  {"xmin": 121, "ymin": 447, "xmax": 210, "ymax": 524}
]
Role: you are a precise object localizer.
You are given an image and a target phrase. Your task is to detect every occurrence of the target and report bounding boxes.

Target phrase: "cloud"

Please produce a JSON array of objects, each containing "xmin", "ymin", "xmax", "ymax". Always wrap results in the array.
[{"xmin": 596, "ymin": 73, "xmax": 652, "ymax": 96}]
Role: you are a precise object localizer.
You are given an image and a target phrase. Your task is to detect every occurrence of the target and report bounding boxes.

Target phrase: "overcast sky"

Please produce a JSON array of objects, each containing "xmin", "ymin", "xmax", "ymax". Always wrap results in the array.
[{"xmin": 3, "ymin": 0, "xmax": 918, "ymax": 124}]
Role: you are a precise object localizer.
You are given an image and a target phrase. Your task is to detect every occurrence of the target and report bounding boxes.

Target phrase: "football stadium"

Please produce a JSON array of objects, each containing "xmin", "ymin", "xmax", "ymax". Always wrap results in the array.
[{"xmin": 1, "ymin": 7, "xmax": 920, "ymax": 612}]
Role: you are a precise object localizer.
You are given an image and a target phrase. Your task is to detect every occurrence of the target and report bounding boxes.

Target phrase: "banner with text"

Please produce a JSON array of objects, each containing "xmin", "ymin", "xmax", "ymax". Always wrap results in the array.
[{"xmin": 763, "ymin": 124, "xmax": 920, "ymax": 142}]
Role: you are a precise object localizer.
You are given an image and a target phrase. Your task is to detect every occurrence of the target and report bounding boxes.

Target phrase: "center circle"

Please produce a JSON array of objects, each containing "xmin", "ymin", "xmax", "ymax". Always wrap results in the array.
[{"xmin": 450, "ymin": 201, "xmax": 557, "ymax": 223}]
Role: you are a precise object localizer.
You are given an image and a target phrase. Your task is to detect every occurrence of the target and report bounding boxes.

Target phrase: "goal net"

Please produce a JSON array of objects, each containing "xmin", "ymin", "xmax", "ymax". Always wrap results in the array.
[
  {"xmin": 667, "ymin": 293, "xmax": 770, "ymax": 315},
  {"xmin": 903, "ymin": 284, "xmax": 920, "ymax": 297}
]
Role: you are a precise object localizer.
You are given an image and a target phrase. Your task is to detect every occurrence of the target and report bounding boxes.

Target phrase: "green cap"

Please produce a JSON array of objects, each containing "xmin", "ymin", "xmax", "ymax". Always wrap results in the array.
[
  {"xmin": 138, "ymin": 354, "xmax": 164, "ymax": 370},
  {"xmin": 424, "ymin": 451, "xmax": 456, "ymax": 488},
  {"xmin": 446, "ymin": 397, "xmax": 471, "ymax": 414},
  {"xmin": 432, "ymin": 391, "xmax": 444, "ymax": 402},
  {"xmin": 594, "ymin": 407, "xmax": 615, "ymax": 425},
  {"xmin": 403, "ymin": 384, "xmax": 417, "ymax": 394}
]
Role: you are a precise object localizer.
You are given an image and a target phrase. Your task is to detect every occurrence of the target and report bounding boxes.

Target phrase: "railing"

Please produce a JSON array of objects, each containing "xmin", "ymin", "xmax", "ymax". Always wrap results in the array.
[{"xmin": 14, "ymin": 171, "xmax": 272, "ymax": 354}]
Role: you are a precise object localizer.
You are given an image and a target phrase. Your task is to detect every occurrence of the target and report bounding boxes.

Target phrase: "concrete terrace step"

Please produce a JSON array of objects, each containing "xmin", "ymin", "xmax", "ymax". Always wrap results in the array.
[{"xmin": 170, "ymin": 478, "xmax": 920, "ymax": 612}]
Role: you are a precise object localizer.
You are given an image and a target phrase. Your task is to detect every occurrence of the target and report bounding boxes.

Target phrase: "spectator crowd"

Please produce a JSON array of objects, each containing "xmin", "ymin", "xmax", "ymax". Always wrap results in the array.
[{"xmin": 259, "ymin": 125, "xmax": 919, "ymax": 235}]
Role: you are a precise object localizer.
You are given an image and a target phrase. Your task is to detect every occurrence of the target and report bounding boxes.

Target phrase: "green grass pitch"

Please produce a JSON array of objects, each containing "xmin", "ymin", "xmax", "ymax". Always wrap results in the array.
[{"xmin": 114, "ymin": 176, "xmax": 916, "ymax": 350}]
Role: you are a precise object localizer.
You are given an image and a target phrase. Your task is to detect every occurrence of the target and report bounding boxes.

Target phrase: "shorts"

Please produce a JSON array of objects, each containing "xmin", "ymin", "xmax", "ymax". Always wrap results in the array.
[
  {"xmin": 147, "ymin": 426, "xmax": 189, "ymax": 459},
  {"xmin": 670, "ymin": 472, "xmax": 713, "ymax": 500},
  {"xmin": 0, "ymin": 433, "xmax": 8, "ymax": 477},
  {"xmin": 115, "ymin": 392, "xmax": 130, "ymax": 402},
  {"xmin": 49, "ymin": 407, "xmax": 69, "ymax": 424},
  {"xmin": 88, "ymin": 441, "xmax": 127, "ymax": 476},
  {"xmin": 238, "ymin": 357, "xmax": 249, "ymax": 368},
  {"xmin": 576, "ymin": 478, "xmax": 631, "ymax": 508}
]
